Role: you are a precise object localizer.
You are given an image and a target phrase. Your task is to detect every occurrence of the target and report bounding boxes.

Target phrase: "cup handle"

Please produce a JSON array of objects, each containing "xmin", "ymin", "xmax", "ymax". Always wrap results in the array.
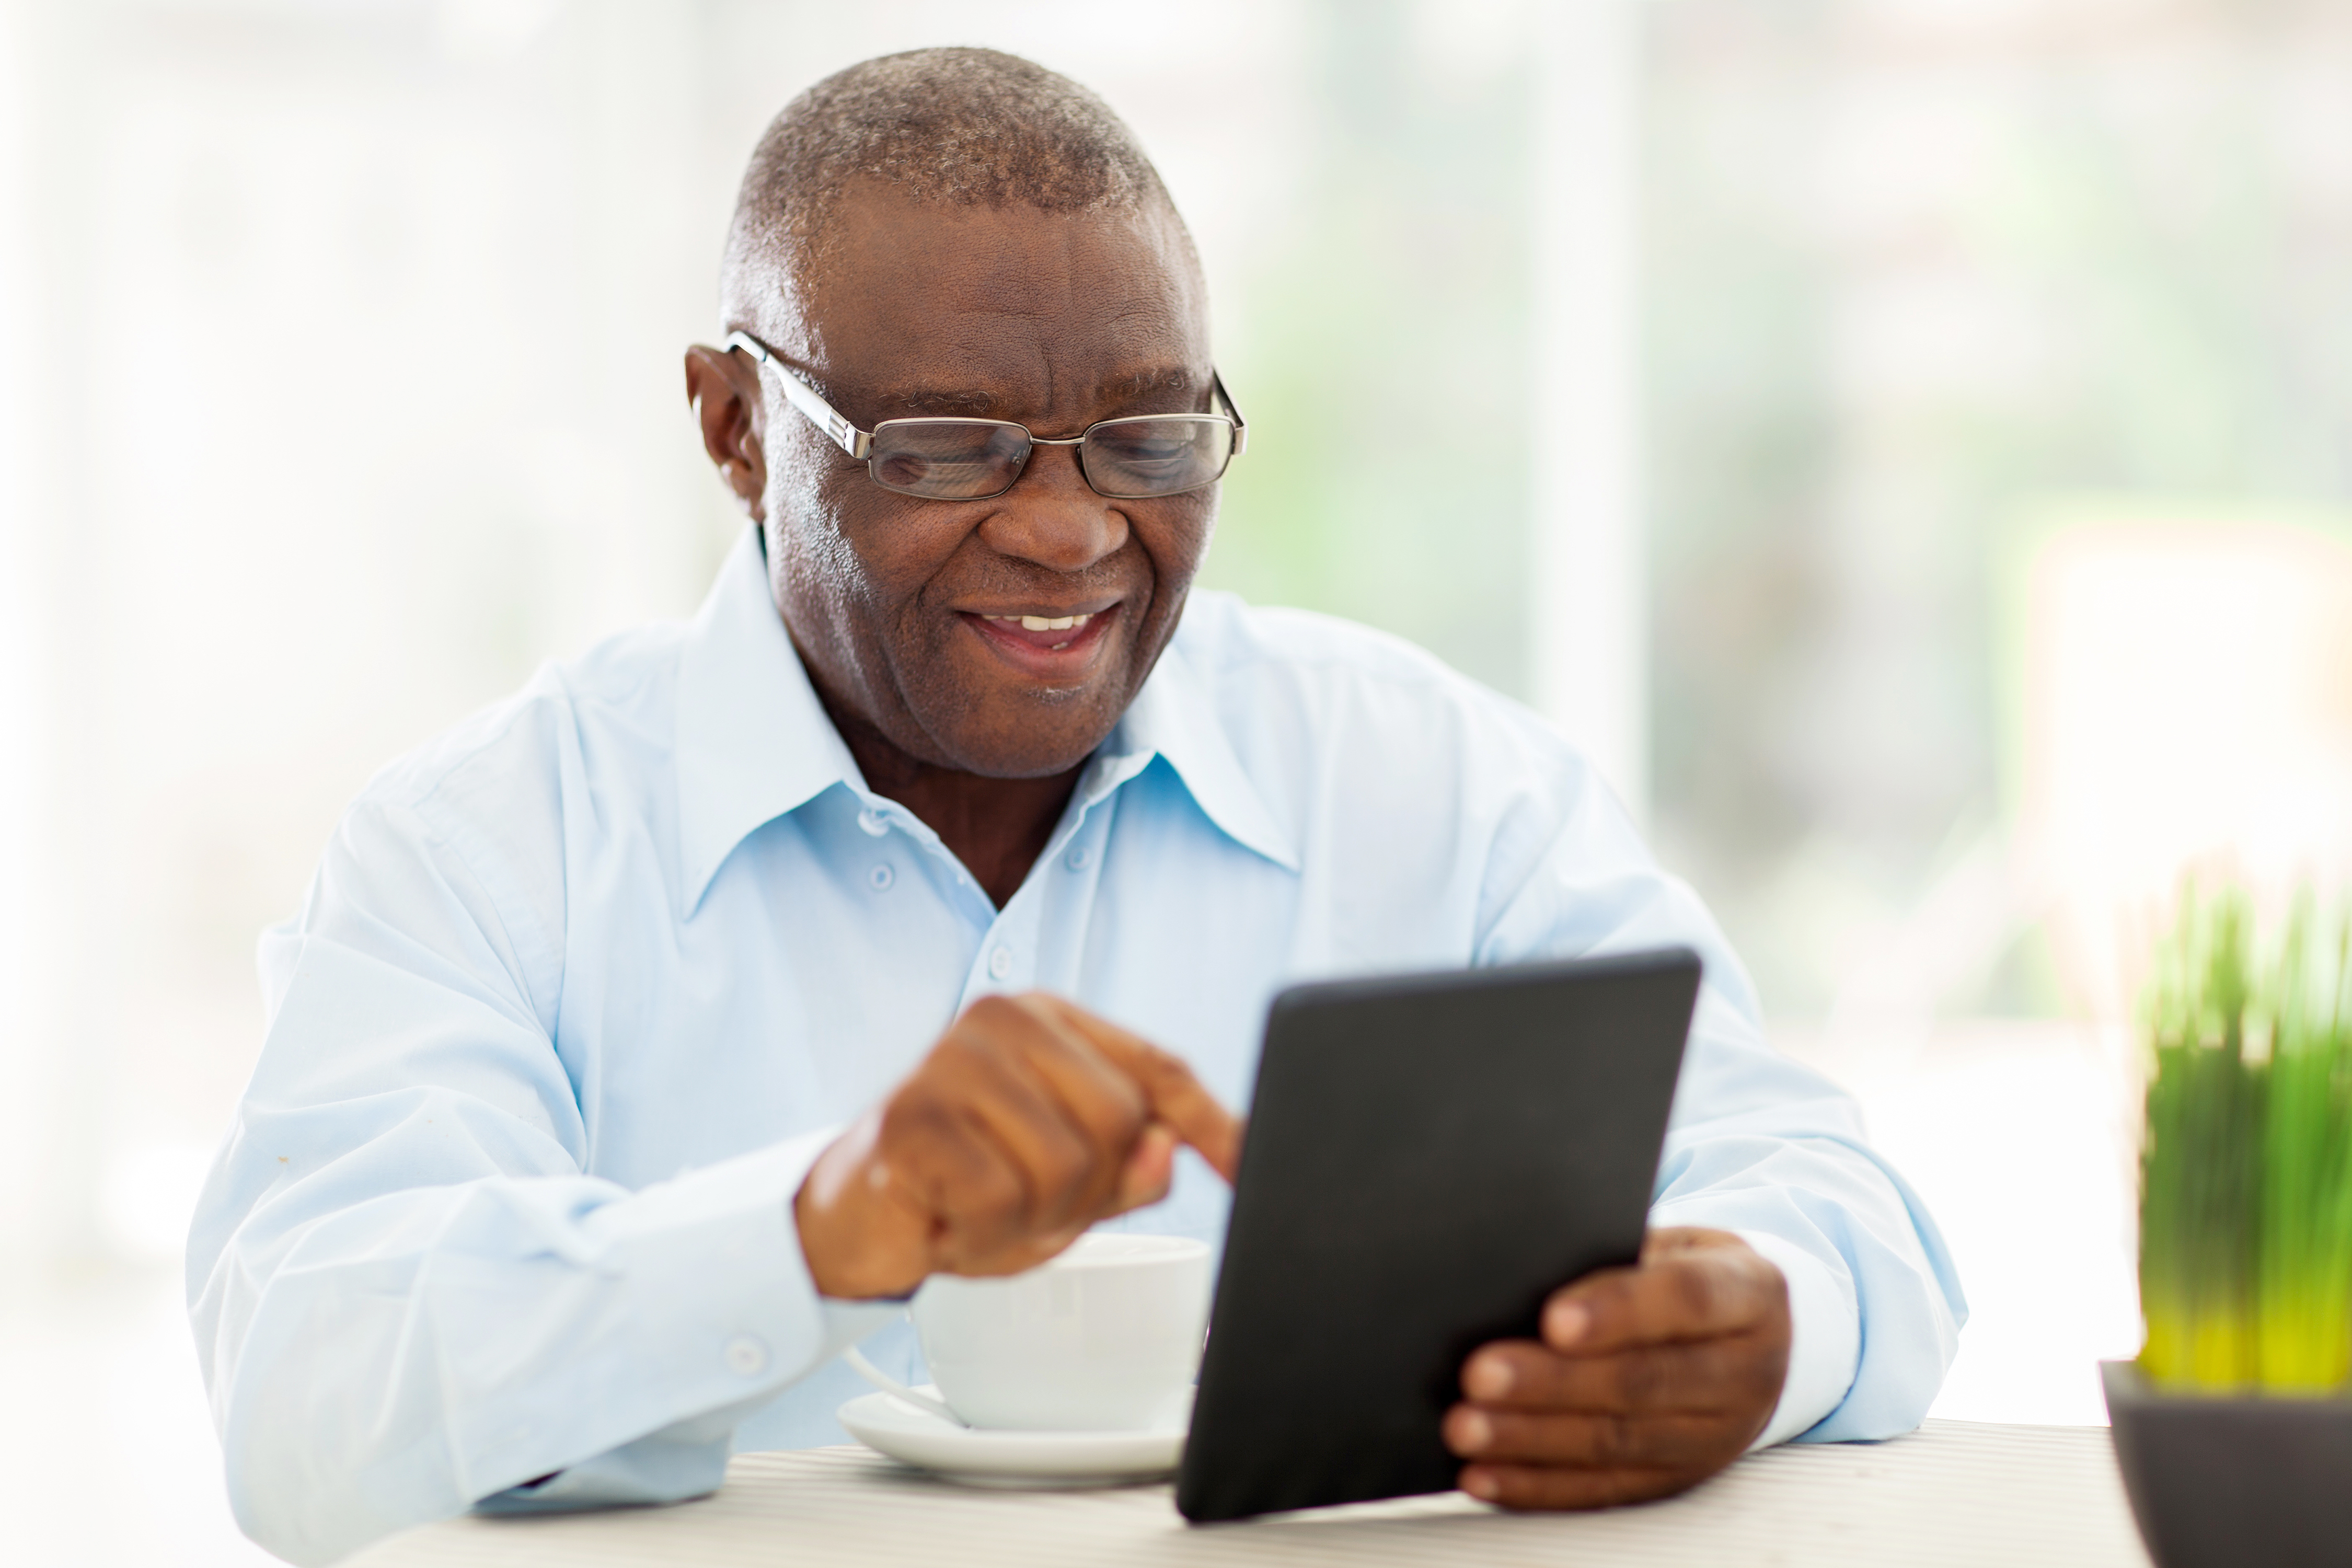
[{"xmin": 843, "ymin": 1345, "xmax": 967, "ymax": 1428}]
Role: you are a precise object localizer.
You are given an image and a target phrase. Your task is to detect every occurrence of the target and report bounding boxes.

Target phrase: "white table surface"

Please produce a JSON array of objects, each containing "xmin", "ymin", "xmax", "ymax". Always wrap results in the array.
[{"xmin": 349, "ymin": 1419, "xmax": 2152, "ymax": 1567}]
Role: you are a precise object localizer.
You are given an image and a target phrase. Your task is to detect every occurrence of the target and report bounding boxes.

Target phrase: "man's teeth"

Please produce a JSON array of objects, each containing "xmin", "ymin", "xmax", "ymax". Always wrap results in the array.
[{"xmin": 986, "ymin": 613, "xmax": 1093, "ymax": 632}]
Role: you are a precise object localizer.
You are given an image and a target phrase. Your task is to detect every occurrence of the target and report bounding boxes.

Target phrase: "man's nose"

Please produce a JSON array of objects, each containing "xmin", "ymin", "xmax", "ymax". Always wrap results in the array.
[{"xmin": 977, "ymin": 440, "xmax": 1127, "ymax": 573}]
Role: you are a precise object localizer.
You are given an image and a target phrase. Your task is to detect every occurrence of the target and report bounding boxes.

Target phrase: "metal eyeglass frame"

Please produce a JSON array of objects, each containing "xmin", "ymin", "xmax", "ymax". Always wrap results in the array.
[{"xmin": 723, "ymin": 329, "xmax": 1247, "ymax": 499}]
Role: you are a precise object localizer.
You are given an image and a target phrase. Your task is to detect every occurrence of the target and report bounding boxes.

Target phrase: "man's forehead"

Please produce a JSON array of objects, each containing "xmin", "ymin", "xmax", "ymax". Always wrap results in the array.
[{"xmin": 790, "ymin": 183, "xmax": 1208, "ymax": 366}]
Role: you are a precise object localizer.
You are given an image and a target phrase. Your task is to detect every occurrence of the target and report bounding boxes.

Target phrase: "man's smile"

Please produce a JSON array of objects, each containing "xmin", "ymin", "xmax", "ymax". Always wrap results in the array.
[{"xmin": 960, "ymin": 602, "xmax": 1123, "ymax": 674}]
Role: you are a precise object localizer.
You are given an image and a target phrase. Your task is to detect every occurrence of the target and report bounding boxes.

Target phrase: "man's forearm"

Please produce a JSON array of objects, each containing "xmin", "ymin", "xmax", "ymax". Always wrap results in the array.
[{"xmin": 195, "ymin": 1117, "xmax": 843, "ymax": 1566}]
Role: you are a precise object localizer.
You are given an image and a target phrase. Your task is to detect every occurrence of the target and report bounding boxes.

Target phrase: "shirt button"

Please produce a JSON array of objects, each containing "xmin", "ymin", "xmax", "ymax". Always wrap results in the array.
[
  {"xmin": 987, "ymin": 947, "xmax": 1013, "ymax": 981},
  {"xmin": 869, "ymin": 863, "xmax": 894, "ymax": 891},
  {"xmin": 724, "ymin": 1334, "xmax": 769, "ymax": 1377},
  {"xmin": 857, "ymin": 809, "xmax": 889, "ymax": 837},
  {"xmin": 1065, "ymin": 845, "xmax": 1091, "ymax": 872}
]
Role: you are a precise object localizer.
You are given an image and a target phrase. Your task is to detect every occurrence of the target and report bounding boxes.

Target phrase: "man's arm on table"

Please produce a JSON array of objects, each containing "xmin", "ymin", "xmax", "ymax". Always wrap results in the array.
[
  {"xmin": 1442, "ymin": 771, "xmax": 1967, "ymax": 1504},
  {"xmin": 187, "ymin": 798, "xmax": 858, "ymax": 1565}
]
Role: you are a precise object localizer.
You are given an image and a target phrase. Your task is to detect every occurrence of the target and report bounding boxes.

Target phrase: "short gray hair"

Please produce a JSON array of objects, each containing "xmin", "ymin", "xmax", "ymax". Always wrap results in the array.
[{"xmin": 722, "ymin": 48, "xmax": 1187, "ymax": 333}]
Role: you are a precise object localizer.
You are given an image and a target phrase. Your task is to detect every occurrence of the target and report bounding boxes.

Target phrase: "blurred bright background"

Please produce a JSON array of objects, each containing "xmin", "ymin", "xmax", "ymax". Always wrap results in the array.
[{"xmin": 5, "ymin": 0, "xmax": 2351, "ymax": 1562}]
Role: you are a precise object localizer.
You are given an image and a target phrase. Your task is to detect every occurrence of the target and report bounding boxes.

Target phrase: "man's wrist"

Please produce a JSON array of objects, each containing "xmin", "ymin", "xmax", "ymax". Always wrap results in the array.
[
  {"xmin": 792, "ymin": 1162, "xmax": 885, "ymax": 1299},
  {"xmin": 792, "ymin": 1119, "xmax": 928, "ymax": 1300},
  {"xmin": 1732, "ymin": 1228, "xmax": 1860, "ymax": 1448}
]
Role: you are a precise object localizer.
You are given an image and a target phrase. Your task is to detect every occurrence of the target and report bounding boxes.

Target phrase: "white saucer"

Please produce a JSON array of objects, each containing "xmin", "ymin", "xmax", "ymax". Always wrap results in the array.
[{"xmin": 837, "ymin": 1387, "xmax": 1189, "ymax": 1489}]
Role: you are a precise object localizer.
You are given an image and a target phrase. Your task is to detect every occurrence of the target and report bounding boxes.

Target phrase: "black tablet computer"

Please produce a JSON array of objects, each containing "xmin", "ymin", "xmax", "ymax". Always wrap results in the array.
[{"xmin": 1176, "ymin": 947, "xmax": 1702, "ymax": 1523}]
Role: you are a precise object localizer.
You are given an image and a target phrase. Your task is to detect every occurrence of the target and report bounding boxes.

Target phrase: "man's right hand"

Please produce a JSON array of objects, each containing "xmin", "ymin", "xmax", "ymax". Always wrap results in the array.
[{"xmin": 793, "ymin": 992, "xmax": 1243, "ymax": 1299}]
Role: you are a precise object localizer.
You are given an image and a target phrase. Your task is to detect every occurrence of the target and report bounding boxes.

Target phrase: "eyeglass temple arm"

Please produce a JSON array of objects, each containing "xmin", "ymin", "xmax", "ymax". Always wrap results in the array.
[
  {"xmin": 1212, "ymin": 371, "xmax": 1247, "ymax": 456},
  {"xmin": 724, "ymin": 331, "xmax": 873, "ymax": 461}
]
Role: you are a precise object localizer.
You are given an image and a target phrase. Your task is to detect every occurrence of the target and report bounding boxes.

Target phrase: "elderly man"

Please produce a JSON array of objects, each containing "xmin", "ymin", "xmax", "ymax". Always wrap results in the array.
[{"xmin": 190, "ymin": 48, "xmax": 1961, "ymax": 1566}]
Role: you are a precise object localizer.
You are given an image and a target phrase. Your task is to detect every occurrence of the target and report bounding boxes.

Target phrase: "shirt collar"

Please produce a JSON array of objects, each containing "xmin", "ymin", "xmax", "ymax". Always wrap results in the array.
[
  {"xmin": 675, "ymin": 531, "xmax": 861, "ymax": 913},
  {"xmin": 674, "ymin": 531, "xmax": 1300, "ymax": 913},
  {"xmin": 1104, "ymin": 629, "xmax": 1300, "ymax": 874}
]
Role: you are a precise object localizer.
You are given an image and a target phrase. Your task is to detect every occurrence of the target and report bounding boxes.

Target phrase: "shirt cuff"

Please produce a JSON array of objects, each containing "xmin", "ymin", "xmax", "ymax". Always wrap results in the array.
[
  {"xmin": 458, "ymin": 1124, "xmax": 843, "ymax": 1501},
  {"xmin": 1734, "ymin": 1227, "xmax": 1861, "ymax": 1449}
]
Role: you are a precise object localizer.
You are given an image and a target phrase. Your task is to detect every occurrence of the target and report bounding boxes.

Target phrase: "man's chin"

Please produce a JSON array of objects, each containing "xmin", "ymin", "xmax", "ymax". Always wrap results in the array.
[{"xmin": 916, "ymin": 681, "xmax": 1132, "ymax": 780}]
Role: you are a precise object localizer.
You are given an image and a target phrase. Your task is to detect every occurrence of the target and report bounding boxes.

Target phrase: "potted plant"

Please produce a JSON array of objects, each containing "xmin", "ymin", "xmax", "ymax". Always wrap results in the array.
[{"xmin": 2106, "ymin": 884, "xmax": 2352, "ymax": 1568}]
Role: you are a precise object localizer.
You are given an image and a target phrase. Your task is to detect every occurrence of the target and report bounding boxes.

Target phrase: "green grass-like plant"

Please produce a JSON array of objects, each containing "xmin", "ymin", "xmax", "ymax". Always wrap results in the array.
[{"xmin": 2139, "ymin": 884, "xmax": 2352, "ymax": 1393}]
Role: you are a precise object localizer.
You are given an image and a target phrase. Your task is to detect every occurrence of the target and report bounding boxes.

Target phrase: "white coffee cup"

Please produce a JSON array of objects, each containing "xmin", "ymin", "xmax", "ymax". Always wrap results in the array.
[{"xmin": 873, "ymin": 1233, "xmax": 1212, "ymax": 1431}]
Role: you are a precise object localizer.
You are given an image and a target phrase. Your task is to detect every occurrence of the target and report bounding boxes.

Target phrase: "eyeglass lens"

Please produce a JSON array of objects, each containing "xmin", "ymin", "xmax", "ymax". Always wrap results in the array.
[
  {"xmin": 869, "ymin": 422, "xmax": 1032, "ymax": 500},
  {"xmin": 867, "ymin": 417, "xmax": 1234, "ymax": 501}
]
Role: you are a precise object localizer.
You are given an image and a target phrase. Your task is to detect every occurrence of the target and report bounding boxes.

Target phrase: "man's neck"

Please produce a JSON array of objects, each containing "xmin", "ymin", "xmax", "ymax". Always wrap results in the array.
[{"xmin": 825, "ymin": 704, "xmax": 1084, "ymax": 910}]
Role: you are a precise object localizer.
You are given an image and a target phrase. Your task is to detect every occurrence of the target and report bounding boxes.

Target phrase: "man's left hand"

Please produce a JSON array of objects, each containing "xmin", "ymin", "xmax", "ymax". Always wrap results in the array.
[{"xmin": 1443, "ymin": 1227, "xmax": 1791, "ymax": 1509}]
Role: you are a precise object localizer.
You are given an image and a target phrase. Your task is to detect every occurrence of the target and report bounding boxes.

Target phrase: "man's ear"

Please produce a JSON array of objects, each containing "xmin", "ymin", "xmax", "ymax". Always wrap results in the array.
[{"xmin": 684, "ymin": 344, "xmax": 768, "ymax": 522}]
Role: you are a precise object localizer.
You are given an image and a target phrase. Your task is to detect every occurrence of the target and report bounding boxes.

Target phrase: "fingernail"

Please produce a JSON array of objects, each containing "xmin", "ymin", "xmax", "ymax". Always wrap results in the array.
[
  {"xmin": 1546, "ymin": 1301, "xmax": 1590, "ymax": 1346},
  {"xmin": 1465, "ymin": 1355, "xmax": 1514, "ymax": 1400},
  {"xmin": 1454, "ymin": 1410, "xmax": 1492, "ymax": 1452},
  {"xmin": 1462, "ymin": 1468, "xmax": 1500, "ymax": 1502}
]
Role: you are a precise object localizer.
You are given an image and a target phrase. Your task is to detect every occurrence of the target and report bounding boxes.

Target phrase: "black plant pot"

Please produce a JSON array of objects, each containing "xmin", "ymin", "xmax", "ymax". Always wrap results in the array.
[{"xmin": 2102, "ymin": 1359, "xmax": 2352, "ymax": 1568}]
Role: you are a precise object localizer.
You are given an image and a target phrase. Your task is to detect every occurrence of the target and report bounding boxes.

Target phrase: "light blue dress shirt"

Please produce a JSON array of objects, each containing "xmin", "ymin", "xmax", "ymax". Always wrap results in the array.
[{"xmin": 189, "ymin": 530, "xmax": 1963, "ymax": 1565}]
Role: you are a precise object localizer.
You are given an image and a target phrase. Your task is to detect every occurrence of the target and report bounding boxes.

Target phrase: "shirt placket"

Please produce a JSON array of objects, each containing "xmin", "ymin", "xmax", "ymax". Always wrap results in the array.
[
  {"xmin": 952, "ymin": 753, "xmax": 1148, "ymax": 1008},
  {"xmin": 849, "ymin": 792, "xmax": 996, "ymax": 936}
]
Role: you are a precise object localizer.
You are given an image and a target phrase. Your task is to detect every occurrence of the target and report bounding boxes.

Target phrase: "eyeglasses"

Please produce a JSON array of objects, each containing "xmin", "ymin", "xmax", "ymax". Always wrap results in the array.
[{"xmin": 725, "ymin": 330, "xmax": 1246, "ymax": 502}]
